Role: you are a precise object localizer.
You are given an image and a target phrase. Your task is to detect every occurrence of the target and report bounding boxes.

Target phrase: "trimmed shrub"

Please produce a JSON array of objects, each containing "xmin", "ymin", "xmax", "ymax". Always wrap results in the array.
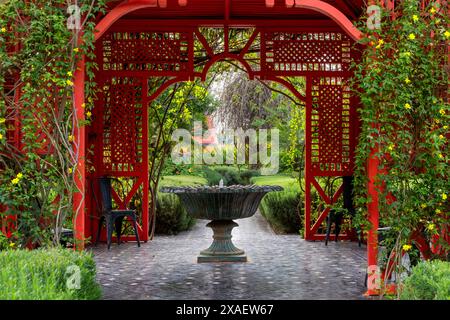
[
  {"xmin": 155, "ymin": 193, "xmax": 195, "ymax": 235},
  {"xmin": 205, "ymin": 166, "xmax": 243, "ymax": 186},
  {"xmin": 203, "ymin": 166, "xmax": 260, "ymax": 186},
  {"xmin": 203, "ymin": 167, "xmax": 225, "ymax": 186},
  {"xmin": 0, "ymin": 248, "xmax": 101, "ymax": 300},
  {"xmin": 239, "ymin": 169, "xmax": 261, "ymax": 184},
  {"xmin": 259, "ymin": 189, "xmax": 302, "ymax": 234},
  {"xmin": 399, "ymin": 260, "xmax": 450, "ymax": 300}
]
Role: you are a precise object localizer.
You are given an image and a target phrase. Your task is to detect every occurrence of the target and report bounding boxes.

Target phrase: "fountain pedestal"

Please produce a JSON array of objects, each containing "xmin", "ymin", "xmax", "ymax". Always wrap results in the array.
[{"xmin": 198, "ymin": 220, "xmax": 246, "ymax": 263}]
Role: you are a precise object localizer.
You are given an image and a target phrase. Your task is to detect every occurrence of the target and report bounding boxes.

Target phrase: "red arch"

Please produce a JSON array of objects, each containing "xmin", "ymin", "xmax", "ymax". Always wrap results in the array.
[
  {"xmin": 94, "ymin": 0, "xmax": 362, "ymax": 42},
  {"xmin": 293, "ymin": 0, "xmax": 362, "ymax": 41},
  {"xmin": 200, "ymin": 53, "xmax": 256, "ymax": 81}
]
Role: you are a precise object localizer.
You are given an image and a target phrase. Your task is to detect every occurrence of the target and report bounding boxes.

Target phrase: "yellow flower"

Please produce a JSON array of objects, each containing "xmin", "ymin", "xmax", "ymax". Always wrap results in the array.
[
  {"xmin": 68, "ymin": 135, "xmax": 74, "ymax": 142},
  {"xmin": 376, "ymin": 39, "xmax": 384, "ymax": 49},
  {"xmin": 0, "ymin": 133, "xmax": 3, "ymax": 140},
  {"xmin": 66, "ymin": 80, "xmax": 74, "ymax": 86},
  {"xmin": 443, "ymin": 193, "xmax": 448, "ymax": 201},
  {"xmin": 81, "ymin": 103, "xmax": 86, "ymax": 109},
  {"xmin": 404, "ymin": 78, "xmax": 411, "ymax": 84},
  {"xmin": 16, "ymin": 173, "xmax": 23, "ymax": 179},
  {"xmin": 73, "ymin": 48, "xmax": 79, "ymax": 53},
  {"xmin": 1, "ymin": 27, "xmax": 6, "ymax": 33},
  {"xmin": 9, "ymin": 242, "xmax": 15, "ymax": 248},
  {"xmin": 402, "ymin": 244, "xmax": 412, "ymax": 252},
  {"xmin": 436, "ymin": 208, "xmax": 441, "ymax": 214},
  {"xmin": 408, "ymin": 33, "xmax": 416, "ymax": 40},
  {"xmin": 438, "ymin": 153, "xmax": 444, "ymax": 159},
  {"xmin": 11, "ymin": 178, "xmax": 19, "ymax": 185},
  {"xmin": 439, "ymin": 134, "xmax": 445, "ymax": 140},
  {"xmin": 68, "ymin": 168, "xmax": 73, "ymax": 174},
  {"xmin": 0, "ymin": 117, "xmax": 5, "ymax": 124},
  {"xmin": 444, "ymin": 126, "xmax": 448, "ymax": 130},
  {"xmin": 439, "ymin": 109, "xmax": 446, "ymax": 116},
  {"xmin": 421, "ymin": 203, "xmax": 427, "ymax": 209},
  {"xmin": 67, "ymin": 71, "xmax": 73, "ymax": 77},
  {"xmin": 404, "ymin": 103, "xmax": 412, "ymax": 110},
  {"xmin": 86, "ymin": 111, "xmax": 92, "ymax": 118},
  {"xmin": 412, "ymin": 15, "xmax": 419, "ymax": 22},
  {"xmin": 388, "ymin": 144, "xmax": 394, "ymax": 151},
  {"xmin": 430, "ymin": 7, "xmax": 436, "ymax": 14},
  {"xmin": 444, "ymin": 31, "xmax": 450, "ymax": 39},
  {"xmin": 426, "ymin": 223, "xmax": 435, "ymax": 232}
]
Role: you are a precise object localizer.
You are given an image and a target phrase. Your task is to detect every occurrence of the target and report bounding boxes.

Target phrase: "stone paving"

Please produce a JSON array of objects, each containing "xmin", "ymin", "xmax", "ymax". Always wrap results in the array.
[{"xmin": 91, "ymin": 212, "xmax": 368, "ymax": 300}]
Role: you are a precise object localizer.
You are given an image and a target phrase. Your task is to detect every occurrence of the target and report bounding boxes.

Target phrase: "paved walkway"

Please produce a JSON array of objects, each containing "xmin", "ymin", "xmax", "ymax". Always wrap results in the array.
[{"xmin": 91, "ymin": 212, "xmax": 368, "ymax": 300}]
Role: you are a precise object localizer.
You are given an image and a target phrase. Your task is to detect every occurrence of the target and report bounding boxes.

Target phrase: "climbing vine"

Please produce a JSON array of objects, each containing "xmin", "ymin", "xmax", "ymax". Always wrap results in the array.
[
  {"xmin": 353, "ymin": 0, "xmax": 449, "ymax": 270},
  {"xmin": 0, "ymin": 0, "xmax": 105, "ymax": 248}
]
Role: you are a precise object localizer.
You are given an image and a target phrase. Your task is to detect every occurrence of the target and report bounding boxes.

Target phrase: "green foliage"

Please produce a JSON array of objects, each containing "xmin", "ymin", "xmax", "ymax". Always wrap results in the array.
[
  {"xmin": 204, "ymin": 166, "xmax": 243, "ymax": 185},
  {"xmin": 156, "ymin": 175, "xmax": 206, "ymax": 234},
  {"xmin": 0, "ymin": 0, "xmax": 106, "ymax": 247},
  {"xmin": 239, "ymin": 169, "xmax": 260, "ymax": 184},
  {"xmin": 202, "ymin": 166, "xmax": 260, "ymax": 186},
  {"xmin": 251, "ymin": 175, "xmax": 302, "ymax": 233},
  {"xmin": 203, "ymin": 166, "xmax": 225, "ymax": 185},
  {"xmin": 0, "ymin": 248, "xmax": 101, "ymax": 300},
  {"xmin": 400, "ymin": 260, "xmax": 450, "ymax": 300},
  {"xmin": 259, "ymin": 189, "xmax": 302, "ymax": 234},
  {"xmin": 159, "ymin": 175, "xmax": 207, "ymax": 187},
  {"xmin": 148, "ymin": 80, "xmax": 218, "ymax": 236},
  {"xmin": 352, "ymin": 1, "xmax": 450, "ymax": 261},
  {"xmin": 155, "ymin": 193, "xmax": 195, "ymax": 235}
]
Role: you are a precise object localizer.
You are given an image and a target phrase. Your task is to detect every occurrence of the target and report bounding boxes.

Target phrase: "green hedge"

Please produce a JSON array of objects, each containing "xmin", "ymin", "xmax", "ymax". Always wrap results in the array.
[
  {"xmin": 0, "ymin": 248, "xmax": 101, "ymax": 300},
  {"xmin": 203, "ymin": 166, "xmax": 260, "ymax": 186},
  {"xmin": 400, "ymin": 260, "xmax": 450, "ymax": 300},
  {"xmin": 259, "ymin": 189, "xmax": 302, "ymax": 234},
  {"xmin": 155, "ymin": 193, "xmax": 196, "ymax": 235}
]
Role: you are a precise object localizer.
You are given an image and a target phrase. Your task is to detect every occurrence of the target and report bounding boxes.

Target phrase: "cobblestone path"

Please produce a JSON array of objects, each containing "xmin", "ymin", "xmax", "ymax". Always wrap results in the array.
[{"xmin": 92, "ymin": 212, "xmax": 367, "ymax": 300}]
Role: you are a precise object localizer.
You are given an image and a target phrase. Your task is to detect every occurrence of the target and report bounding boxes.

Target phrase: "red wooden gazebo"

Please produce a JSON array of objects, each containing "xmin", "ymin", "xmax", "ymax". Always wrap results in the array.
[
  {"xmin": 70, "ymin": 0, "xmax": 381, "ymax": 288},
  {"xmin": 0, "ymin": 0, "xmax": 427, "ymax": 296}
]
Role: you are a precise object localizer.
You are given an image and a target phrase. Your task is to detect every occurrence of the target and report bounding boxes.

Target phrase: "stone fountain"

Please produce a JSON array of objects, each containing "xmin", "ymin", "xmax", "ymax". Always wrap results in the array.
[{"xmin": 160, "ymin": 182, "xmax": 283, "ymax": 262}]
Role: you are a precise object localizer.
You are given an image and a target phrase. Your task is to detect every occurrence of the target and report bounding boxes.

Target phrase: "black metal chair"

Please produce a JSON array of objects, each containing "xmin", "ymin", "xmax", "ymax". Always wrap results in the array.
[
  {"xmin": 95, "ymin": 177, "xmax": 141, "ymax": 250},
  {"xmin": 325, "ymin": 176, "xmax": 360, "ymax": 246}
]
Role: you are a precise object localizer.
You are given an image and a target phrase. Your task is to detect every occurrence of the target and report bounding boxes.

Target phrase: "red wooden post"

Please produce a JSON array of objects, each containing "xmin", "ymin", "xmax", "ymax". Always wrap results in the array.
[
  {"xmin": 366, "ymin": 146, "xmax": 380, "ymax": 295},
  {"xmin": 73, "ymin": 55, "xmax": 86, "ymax": 250}
]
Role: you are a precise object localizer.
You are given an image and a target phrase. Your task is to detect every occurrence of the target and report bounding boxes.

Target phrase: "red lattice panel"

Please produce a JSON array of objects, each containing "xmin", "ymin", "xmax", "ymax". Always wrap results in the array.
[
  {"xmin": 264, "ymin": 32, "xmax": 352, "ymax": 73},
  {"xmin": 101, "ymin": 31, "xmax": 190, "ymax": 73},
  {"xmin": 311, "ymin": 76, "xmax": 352, "ymax": 175},
  {"xmin": 101, "ymin": 77, "xmax": 144, "ymax": 173}
]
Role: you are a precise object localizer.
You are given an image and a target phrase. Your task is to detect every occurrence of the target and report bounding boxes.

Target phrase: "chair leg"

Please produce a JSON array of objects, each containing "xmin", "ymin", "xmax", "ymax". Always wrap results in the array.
[
  {"xmin": 95, "ymin": 216, "xmax": 104, "ymax": 246},
  {"xmin": 325, "ymin": 211, "xmax": 333, "ymax": 246},
  {"xmin": 106, "ymin": 216, "xmax": 114, "ymax": 250},
  {"xmin": 115, "ymin": 216, "xmax": 124, "ymax": 245},
  {"xmin": 131, "ymin": 214, "xmax": 141, "ymax": 248}
]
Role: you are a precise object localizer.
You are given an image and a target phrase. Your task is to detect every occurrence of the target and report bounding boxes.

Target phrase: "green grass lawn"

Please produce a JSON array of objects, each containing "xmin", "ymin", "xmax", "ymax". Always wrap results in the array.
[
  {"xmin": 159, "ymin": 175, "xmax": 207, "ymax": 187},
  {"xmin": 250, "ymin": 175, "xmax": 300, "ymax": 191}
]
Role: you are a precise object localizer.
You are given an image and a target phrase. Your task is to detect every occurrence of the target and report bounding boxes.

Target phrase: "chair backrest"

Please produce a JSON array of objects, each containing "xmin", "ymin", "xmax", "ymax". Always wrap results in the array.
[{"xmin": 99, "ymin": 177, "xmax": 113, "ymax": 213}]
